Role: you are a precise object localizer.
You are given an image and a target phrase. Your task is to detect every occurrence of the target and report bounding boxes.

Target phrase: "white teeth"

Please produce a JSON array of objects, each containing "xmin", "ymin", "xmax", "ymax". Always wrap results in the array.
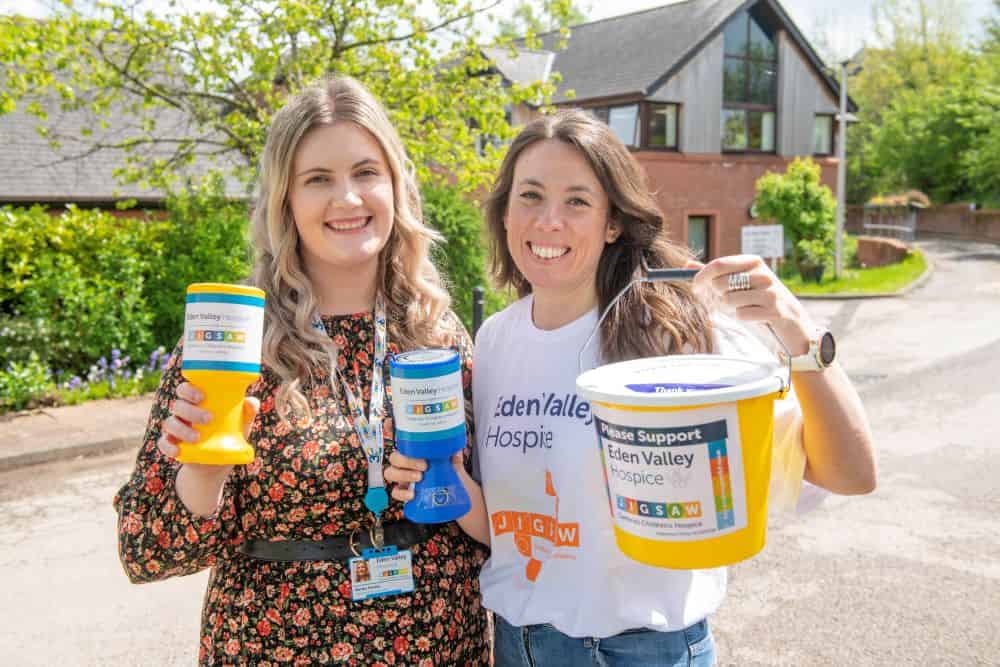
[
  {"xmin": 530, "ymin": 244, "xmax": 569, "ymax": 260},
  {"xmin": 326, "ymin": 218, "xmax": 369, "ymax": 231}
]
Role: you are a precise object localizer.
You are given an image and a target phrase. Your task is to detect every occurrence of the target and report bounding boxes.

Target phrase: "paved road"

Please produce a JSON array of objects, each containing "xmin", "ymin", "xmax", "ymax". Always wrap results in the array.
[
  {"xmin": 0, "ymin": 451, "xmax": 206, "ymax": 665},
  {"xmin": 714, "ymin": 238, "xmax": 1000, "ymax": 666},
  {"xmin": 1, "ymin": 238, "xmax": 997, "ymax": 665}
]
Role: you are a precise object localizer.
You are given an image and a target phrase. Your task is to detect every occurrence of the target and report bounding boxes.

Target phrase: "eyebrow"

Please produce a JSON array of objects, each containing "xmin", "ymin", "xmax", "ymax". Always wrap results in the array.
[
  {"xmin": 296, "ymin": 158, "xmax": 381, "ymax": 178},
  {"xmin": 517, "ymin": 178, "xmax": 594, "ymax": 194}
]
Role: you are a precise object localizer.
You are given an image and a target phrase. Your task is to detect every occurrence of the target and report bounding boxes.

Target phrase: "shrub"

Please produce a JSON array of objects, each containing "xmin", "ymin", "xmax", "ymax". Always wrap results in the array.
[
  {"xmin": 0, "ymin": 177, "xmax": 249, "ymax": 411},
  {"xmin": 0, "ymin": 205, "xmax": 155, "ymax": 372},
  {"xmin": 421, "ymin": 183, "xmax": 508, "ymax": 332},
  {"xmin": 0, "ymin": 352, "xmax": 53, "ymax": 411},
  {"xmin": 754, "ymin": 158, "xmax": 837, "ymax": 282},
  {"xmin": 55, "ymin": 346, "xmax": 167, "ymax": 406},
  {"xmin": 143, "ymin": 175, "xmax": 253, "ymax": 348}
]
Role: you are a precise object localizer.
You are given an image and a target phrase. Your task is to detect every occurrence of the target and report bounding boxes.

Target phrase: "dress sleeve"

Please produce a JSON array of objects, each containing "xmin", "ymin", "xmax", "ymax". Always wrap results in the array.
[{"xmin": 113, "ymin": 340, "xmax": 244, "ymax": 584}]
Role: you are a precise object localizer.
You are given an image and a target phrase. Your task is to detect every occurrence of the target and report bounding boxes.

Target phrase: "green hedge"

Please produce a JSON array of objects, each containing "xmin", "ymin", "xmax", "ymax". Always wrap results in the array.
[
  {"xmin": 0, "ymin": 175, "xmax": 251, "ymax": 377},
  {"xmin": 143, "ymin": 176, "xmax": 253, "ymax": 349},
  {"xmin": 1, "ymin": 179, "xmax": 508, "ymax": 412},
  {"xmin": 0, "ymin": 205, "xmax": 155, "ymax": 372}
]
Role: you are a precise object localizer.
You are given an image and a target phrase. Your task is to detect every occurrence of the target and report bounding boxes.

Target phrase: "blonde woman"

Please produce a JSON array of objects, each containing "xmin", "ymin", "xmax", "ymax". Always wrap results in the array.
[
  {"xmin": 388, "ymin": 110, "xmax": 876, "ymax": 666},
  {"xmin": 115, "ymin": 77, "xmax": 490, "ymax": 665}
]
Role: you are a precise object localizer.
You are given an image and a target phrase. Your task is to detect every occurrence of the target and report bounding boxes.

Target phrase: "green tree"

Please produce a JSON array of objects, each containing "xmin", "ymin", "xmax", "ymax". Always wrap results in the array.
[
  {"xmin": 841, "ymin": 0, "xmax": 977, "ymax": 204},
  {"xmin": 754, "ymin": 158, "xmax": 837, "ymax": 282},
  {"xmin": 497, "ymin": 0, "xmax": 588, "ymax": 38},
  {"xmin": 421, "ymin": 183, "xmax": 507, "ymax": 332},
  {"xmin": 962, "ymin": 0, "xmax": 1000, "ymax": 206},
  {"xmin": 0, "ymin": 0, "xmax": 569, "ymax": 194}
]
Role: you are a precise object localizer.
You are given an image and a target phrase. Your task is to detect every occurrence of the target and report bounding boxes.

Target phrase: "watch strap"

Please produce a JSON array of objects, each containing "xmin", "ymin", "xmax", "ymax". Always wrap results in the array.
[{"xmin": 790, "ymin": 328, "xmax": 833, "ymax": 372}]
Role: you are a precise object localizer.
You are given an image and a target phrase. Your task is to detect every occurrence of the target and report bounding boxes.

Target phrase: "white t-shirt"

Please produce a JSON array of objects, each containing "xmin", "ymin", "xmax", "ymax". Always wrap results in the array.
[{"xmin": 473, "ymin": 295, "xmax": 817, "ymax": 638}]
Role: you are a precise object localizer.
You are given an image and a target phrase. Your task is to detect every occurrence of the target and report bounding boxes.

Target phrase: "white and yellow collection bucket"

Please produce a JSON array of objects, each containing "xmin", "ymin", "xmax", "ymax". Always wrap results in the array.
[{"xmin": 577, "ymin": 355, "xmax": 787, "ymax": 569}]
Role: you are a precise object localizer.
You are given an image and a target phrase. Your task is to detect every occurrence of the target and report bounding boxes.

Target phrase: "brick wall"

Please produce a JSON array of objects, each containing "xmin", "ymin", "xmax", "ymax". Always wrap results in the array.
[{"xmin": 636, "ymin": 152, "xmax": 839, "ymax": 258}]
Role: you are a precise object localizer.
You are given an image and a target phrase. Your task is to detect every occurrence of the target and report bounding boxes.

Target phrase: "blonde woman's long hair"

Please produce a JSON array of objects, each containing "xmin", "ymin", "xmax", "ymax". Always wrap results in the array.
[
  {"xmin": 484, "ymin": 109, "xmax": 714, "ymax": 362},
  {"xmin": 251, "ymin": 76, "xmax": 453, "ymax": 420}
]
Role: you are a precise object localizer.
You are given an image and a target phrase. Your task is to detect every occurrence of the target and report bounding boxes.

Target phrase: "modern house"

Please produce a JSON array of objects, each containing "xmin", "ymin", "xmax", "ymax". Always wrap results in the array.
[{"xmin": 487, "ymin": 0, "xmax": 856, "ymax": 259}]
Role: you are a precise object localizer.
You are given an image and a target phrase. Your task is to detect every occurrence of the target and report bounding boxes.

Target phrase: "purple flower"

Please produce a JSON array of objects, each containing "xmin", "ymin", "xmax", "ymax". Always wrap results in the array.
[
  {"xmin": 147, "ymin": 349, "xmax": 160, "ymax": 371},
  {"xmin": 111, "ymin": 348, "xmax": 121, "ymax": 361},
  {"xmin": 68, "ymin": 376, "xmax": 82, "ymax": 390}
]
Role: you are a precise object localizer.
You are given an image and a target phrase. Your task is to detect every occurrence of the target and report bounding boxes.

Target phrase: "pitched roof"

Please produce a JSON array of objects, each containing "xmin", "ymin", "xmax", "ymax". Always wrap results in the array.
[
  {"xmin": 0, "ymin": 88, "xmax": 248, "ymax": 205},
  {"xmin": 503, "ymin": 0, "xmax": 856, "ymax": 111}
]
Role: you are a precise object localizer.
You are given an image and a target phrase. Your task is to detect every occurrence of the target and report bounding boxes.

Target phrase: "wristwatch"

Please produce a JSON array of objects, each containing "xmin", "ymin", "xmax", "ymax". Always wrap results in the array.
[{"xmin": 790, "ymin": 328, "xmax": 836, "ymax": 372}]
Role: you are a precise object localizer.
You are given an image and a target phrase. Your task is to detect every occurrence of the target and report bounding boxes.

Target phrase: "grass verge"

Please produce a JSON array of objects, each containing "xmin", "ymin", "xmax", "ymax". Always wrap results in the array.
[{"xmin": 781, "ymin": 249, "xmax": 928, "ymax": 296}]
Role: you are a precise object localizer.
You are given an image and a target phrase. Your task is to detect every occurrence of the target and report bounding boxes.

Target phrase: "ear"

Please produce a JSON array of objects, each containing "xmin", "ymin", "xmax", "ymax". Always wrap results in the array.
[{"xmin": 605, "ymin": 220, "xmax": 622, "ymax": 244}]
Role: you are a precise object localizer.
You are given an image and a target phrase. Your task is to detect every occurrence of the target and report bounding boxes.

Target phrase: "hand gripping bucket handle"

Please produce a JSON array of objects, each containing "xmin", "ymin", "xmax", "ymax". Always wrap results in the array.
[{"xmin": 577, "ymin": 268, "xmax": 792, "ymax": 395}]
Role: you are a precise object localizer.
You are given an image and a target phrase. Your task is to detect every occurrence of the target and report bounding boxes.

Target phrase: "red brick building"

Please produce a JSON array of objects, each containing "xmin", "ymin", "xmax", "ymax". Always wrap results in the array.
[{"xmin": 487, "ymin": 0, "xmax": 855, "ymax": 259}]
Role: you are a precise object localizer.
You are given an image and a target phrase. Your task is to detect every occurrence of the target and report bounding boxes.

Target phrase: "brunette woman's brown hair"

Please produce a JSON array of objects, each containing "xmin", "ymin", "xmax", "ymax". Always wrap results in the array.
[{"xmin": 483, "ymin": 109, "xmax": 714, "ymax": 362}]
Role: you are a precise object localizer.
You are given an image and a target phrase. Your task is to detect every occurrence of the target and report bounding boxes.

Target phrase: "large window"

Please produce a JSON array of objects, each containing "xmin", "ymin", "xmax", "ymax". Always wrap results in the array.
[
  {"xmin": 813, "ymin": 114, "xmax": 833, "ymax": 155},
  {"xmin": 588, "ymin": 102, "xmax": 679, "ymax": 149},
  {"xmin": 722, "ymin": 9, "xmax": 778, "ymax": 152}
]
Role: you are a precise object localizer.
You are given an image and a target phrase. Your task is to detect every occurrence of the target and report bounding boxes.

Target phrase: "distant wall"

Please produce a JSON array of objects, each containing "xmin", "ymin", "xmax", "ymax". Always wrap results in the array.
[{"xmin": 847, "ymin": 203, "xmax": 1000, "ymax": 244}]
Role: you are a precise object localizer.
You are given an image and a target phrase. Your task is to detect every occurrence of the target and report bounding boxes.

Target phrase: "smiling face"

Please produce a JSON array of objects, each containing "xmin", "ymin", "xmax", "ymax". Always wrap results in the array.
[
  {"xmin": 287, "ymin": 121, "xmax": 395, "ymax": 284},
  {"xmin": 504, "ymin": 139, "xmax": 620, "ymax": 309}
]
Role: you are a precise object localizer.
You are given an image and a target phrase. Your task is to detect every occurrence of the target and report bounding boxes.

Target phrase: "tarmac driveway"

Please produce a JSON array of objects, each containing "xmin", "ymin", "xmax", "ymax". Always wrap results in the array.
[{"xmin": 714, "ymin": 238, "xmax": 1000, "ymax": 666}]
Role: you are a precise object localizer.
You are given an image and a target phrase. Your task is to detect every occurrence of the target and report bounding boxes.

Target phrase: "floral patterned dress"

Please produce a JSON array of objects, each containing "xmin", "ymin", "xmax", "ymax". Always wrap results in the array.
[{"xmin": 114, "ymin": 311, "xmax": 490, "ymax": 666}]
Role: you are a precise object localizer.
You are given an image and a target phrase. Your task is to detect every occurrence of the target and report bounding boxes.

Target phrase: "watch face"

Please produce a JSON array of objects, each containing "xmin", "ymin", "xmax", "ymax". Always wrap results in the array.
[{"xmin": 819, "ymin": 331, "xmax": 836, "ymax": 365}]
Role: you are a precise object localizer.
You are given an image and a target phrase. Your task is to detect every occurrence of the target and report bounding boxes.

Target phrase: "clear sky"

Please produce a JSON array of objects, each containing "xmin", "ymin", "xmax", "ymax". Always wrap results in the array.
[{"xmin": 3, "ymin": 0, "xmax": 996, "ymax": 63}]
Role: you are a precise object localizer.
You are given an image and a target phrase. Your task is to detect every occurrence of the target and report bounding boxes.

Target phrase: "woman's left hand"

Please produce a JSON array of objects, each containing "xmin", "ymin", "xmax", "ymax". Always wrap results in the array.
[{"xmin": 688, "ymin": 255, "xmax": 816, "ymax": 356}]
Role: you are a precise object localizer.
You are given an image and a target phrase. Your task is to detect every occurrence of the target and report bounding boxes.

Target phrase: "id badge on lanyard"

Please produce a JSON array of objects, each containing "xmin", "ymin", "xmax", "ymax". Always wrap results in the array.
[{"xmin": 312, "ymin": 295, "xmax": 415, "ymax": 600}]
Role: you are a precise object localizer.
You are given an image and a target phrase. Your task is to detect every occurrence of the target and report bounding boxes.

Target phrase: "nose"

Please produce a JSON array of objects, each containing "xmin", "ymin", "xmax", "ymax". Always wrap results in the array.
[
  {"xmin": 534, "ymin": 202, "xmax": 565, "ymax": 231},
  {"xmin": 328, "ymin": 179, "xmax": 363, "ymax": 209}
]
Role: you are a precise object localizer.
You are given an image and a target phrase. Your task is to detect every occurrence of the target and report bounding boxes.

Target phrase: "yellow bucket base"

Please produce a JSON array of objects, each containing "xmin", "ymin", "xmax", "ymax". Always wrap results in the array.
[
  {"xmin": 177, "ymin": 433, "xmax": 255, "ymax": 465},
  {"xmin": 175, "ymin": 371, "xmax": 257, "ymax": 466},
  {"xmin": 614, "ymin": 524, "xmax": 765, "ymax": 569}
]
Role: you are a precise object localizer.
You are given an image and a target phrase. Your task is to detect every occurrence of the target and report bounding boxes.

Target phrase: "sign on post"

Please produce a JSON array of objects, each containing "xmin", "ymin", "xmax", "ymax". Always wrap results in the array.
[{"xmin": 741, "ymin": 225, "xmax": 784, "ymax": 269}]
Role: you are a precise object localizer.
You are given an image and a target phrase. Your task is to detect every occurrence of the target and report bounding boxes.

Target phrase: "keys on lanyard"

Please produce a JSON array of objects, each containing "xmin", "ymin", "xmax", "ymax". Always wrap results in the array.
[{"xmin": 312, "ymin": 294, "xmax": 389, "ymax": 545}]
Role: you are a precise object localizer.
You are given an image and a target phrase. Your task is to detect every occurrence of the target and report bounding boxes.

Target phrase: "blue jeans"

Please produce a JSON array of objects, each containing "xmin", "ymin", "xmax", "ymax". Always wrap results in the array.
[{"xmin": 494, "ymin": 614, "xmax": 716, "ymax": 667}]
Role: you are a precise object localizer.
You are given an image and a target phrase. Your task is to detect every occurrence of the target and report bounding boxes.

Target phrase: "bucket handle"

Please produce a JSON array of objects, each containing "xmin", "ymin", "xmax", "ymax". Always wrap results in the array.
[{"xmin": 578, "ymin": 268, "xmax": 792, "ymax": 395}]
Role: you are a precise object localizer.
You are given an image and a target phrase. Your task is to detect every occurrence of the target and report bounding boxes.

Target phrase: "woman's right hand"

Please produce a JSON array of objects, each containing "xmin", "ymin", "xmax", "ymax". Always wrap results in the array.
[
  {"xmin": 157, "ymin": 382, "xmax": 259, "ymax": 516},
  {"xmin": 156, "ymin": 382, "xmax": 259, "ymax": 467}
]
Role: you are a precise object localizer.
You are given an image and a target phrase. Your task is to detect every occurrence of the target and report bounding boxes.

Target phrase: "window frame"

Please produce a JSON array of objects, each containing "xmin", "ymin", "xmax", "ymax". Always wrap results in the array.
[
  {"xmin": 644, "ymin": 102, "xmax": 681, "ymax": 151},
  {"xmin": 812, "ymin": 113, "xmax": 835, "ymax": 156},
  {"xmin": 584, "ymin": 101, "xmax": 681, "ymax": 151},
  {"xmin": 722, "ymin": 10, "xmax": 779, "ymax": 154},
  {"xmin": 686, "ymin": 213, "xmax": 714, "ymax": 262}
]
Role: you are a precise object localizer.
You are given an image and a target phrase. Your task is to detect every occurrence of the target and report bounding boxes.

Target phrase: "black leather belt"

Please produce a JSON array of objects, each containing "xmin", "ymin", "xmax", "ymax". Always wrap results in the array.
[{"xmin": 239, "ymin": 521, "xmax": 435, "ymax": 562}]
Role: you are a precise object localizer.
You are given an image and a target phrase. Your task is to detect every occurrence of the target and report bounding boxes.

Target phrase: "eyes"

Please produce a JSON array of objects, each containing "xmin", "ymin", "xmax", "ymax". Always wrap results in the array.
[
  {"xmin": 304, "ymin": 167, "xmax": 381, "ymax": 186},
  {"xmin": 518, "ymin": 190, "xmax": 591, "ymax": 208}
]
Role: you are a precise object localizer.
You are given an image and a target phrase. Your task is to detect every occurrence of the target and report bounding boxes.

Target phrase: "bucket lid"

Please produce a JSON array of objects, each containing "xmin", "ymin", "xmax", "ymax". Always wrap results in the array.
[{"xmin": 576, "ymin": 354, "xmax": 784, "ymax": 408}]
